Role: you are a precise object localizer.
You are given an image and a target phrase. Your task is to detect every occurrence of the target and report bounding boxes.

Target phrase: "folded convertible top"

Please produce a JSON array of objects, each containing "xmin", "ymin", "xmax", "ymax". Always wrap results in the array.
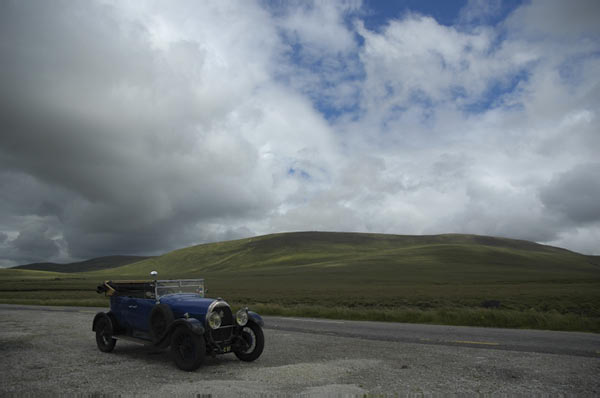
[{"xmin": 96, "ymin": 280, "xmax": 155, "ymax": 298}]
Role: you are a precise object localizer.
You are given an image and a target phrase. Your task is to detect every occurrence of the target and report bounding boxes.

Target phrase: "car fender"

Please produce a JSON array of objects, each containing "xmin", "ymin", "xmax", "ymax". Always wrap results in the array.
[
  {"xmin": 93, "ymin": 311, "xmax": 121, "ymax": 333},
  {"xmin": 248, "ymin": 311, "xmax": 264, "ymax": 327},
  {"xmin": 170, "ymin": 318, "xmax": 205, "ymax": 335},
  {"xmin": 92, "ymin": 312, "xmax": 110, "ymax": 332},
  {"xmin": 154, "ymin": 317, "xmax": 205, "ymax": 347}
]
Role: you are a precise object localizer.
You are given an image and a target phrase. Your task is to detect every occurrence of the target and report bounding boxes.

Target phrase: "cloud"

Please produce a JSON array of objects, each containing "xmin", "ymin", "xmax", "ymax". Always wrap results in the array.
[
  {"xmin": 506, "ymin": 0, "xmax": 600, "ymax": 39},
  {"xmin": 1, "ymin": 0, "xmax": 599, "ymax": 266},
  {"xmin": 543, "ymin": 225, "xmax": 600, "ymax": 255},
  {"xmin": 540, "ymin": 163, "xmax": 600, "ymax": 224},
  {"xmin": 459, "ymin": 0, "xmax": 502, "ymax": 25},
  {"xmin": 0, "ymin": 218, "xmax": 64, "ymax": 265},
  {"xmin": 11, "ymin": 223, "xmax": 60, "ymax": 259},
  {"xmin": 355, "ymin": 13, "xmax": 539, "ymax": 119},
  {"xmin": 275, "ymin": 0, "xmax": 360, "ymax": 55},
  {"xmin": 0, "ymin": 0, "xmax": 337, "ymax": 263}
]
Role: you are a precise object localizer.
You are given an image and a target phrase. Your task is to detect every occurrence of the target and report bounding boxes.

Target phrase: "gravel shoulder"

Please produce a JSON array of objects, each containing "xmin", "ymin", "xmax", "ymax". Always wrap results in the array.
[{"xmin": 0, "ymin": 305, "xmax": 599, "ymax": 396}]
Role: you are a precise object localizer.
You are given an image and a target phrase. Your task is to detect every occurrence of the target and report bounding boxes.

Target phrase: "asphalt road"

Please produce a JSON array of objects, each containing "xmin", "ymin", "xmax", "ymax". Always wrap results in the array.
[
  {"xmin": 1, "ymin": 304, "xmax": 599, "ymax": 396},
  {"xmin": 265, "ymin": 315, "xmax": 600, "ymax": 358}
]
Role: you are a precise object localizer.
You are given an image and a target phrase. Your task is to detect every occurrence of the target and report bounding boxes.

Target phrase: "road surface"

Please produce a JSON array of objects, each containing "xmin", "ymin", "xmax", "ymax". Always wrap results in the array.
[
  {"xmin": 1, "ymin": 304, "xmax": 599, "ymax": 395},
  {"xmin": 266, "ymin": 315, "xmax": 600, "ymax": 358}
]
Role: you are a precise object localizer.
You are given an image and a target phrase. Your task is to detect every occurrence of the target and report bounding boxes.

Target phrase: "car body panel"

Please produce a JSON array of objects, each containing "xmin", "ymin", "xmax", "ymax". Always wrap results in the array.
[
  {"xmin": 125, "ymin": 297, "xmax": 155, "ymax": 332},
  {"xmin": 109, "ymin": 293, "xmax": 226, "ymax": 342},
  {"xmin": 248, "ymin": 311, "xmax": 264, "ymax": 327},
  {"xmin": 158, "ymin": 294, "xmax": 217, "ymax": 323}
]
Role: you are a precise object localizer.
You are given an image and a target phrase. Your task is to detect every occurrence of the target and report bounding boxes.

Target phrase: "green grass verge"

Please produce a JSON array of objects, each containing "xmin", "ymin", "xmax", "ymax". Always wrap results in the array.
[
  {"xmin": 240, "ymin": 303, "xmax": 600, "ymax": 333},
  {"xmin": 1, "ymin": 281, "xmax": 598, "ymax": 332},
  {"xmin": 0, "ymin": 293, "xmax": 597, "ymax": 333}
]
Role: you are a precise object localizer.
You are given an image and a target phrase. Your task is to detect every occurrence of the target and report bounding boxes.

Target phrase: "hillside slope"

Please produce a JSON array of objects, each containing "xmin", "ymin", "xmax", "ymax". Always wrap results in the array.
[
  {"xmin": 13, "ymin": 255, "xmax": 152, "ymax": 273},
  {"xmin": 93, "ymin": 232, "xmax": 599, "ymax": 284}
]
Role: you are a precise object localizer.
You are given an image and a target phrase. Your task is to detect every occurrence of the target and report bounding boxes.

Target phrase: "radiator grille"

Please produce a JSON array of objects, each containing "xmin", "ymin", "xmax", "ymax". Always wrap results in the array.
[{"xmin": 210, "ymin": 304, "xmax": 233, "ymax": 342}]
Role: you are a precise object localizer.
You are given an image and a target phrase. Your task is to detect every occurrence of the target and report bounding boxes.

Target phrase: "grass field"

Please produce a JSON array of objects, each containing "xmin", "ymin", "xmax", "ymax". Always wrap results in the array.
[{"xmin": 1, "ymin": 232, "xmax": 599, "ymax": 332}]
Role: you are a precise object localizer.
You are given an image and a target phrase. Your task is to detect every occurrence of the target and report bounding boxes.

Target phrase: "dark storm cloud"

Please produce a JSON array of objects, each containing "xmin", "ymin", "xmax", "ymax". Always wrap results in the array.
[
  {"xmin": 0, "ymin": 1, "xmax": 274, "ymax": 264},
  {"xmin": 540, "ymin": 163, "xmax": 600, "ymax": 224},
  {"xmin": 9, "ymin": 223, "xmax": 61, "ymax": 262}
]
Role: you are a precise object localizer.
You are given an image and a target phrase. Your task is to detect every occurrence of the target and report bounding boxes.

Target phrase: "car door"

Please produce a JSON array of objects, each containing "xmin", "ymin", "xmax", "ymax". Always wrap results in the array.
[
  {"xmin": 109, "ymin": 295, "xmax": 131, "ymax": 329},
  {"xmin": 125, "ymin": 297, "xmax": 155, "ymax": 332}
]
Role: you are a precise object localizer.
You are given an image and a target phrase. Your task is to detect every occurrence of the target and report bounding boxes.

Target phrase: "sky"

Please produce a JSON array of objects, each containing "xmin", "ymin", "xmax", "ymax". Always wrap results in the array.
[{"xmin": 0, "ymin": 0, "xmax": 599, "ymax": 267}]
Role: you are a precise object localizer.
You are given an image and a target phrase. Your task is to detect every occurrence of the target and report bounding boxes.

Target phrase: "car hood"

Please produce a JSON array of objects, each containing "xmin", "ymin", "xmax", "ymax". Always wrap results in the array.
[{"xmin": 158, "ymin": 294, "xmax": 218, "ymax": 320}]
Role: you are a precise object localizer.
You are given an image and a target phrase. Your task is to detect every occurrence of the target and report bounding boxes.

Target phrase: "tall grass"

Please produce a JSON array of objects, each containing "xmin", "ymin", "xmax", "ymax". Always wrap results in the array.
[{"xmin": 236, "ymin": 303, "xmax": 600, "ymax": 333}]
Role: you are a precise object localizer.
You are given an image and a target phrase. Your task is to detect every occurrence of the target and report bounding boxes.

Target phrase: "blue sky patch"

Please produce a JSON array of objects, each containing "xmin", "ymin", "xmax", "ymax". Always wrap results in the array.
[
  {"xmin": 462, "ymin": 68, "xmax": 531, "ymax": 113},
  {"xmin": 288, "ymin": 167, "xmax": 311, "ymax": 180}
]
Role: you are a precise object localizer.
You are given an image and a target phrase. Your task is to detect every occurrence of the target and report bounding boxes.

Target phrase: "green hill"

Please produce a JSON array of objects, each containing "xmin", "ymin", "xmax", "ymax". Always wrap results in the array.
[
  {"xmin": 12, "ymin": 255, "xmax": 152, "ymax": 273},
  {"xmin": 95, "ymin": 232, "xmax": 598, "ymax": 283},
  {"xmin": 1, "ymin": 232, "xmax": 599, "ymax": 332}
]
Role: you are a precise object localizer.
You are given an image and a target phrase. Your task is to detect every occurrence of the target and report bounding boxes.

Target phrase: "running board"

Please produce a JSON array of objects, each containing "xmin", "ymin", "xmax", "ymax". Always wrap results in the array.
[{"xmin": 113, "ymin": 334, "xmax": 154, "ymax": 345}]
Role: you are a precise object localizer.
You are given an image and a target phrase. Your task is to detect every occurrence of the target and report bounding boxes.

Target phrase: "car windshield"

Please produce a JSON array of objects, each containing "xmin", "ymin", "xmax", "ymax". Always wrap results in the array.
[{"xmin": 156, "ymin": 279, "xmax": 204, "ymax": 298}]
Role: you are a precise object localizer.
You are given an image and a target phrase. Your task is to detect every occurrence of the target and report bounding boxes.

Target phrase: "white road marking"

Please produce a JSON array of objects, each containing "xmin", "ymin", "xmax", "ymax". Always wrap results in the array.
[
  {"xmin": 284, "ymin": 317, "xmax": 345, "ymax": 324},
  {"xmin": 452, "ymin": 340, "xmax": 500, "ymax": 346}
]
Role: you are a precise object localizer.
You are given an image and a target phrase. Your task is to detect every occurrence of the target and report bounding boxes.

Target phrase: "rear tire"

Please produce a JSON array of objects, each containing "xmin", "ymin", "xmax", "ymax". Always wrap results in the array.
[
  {"xmin": 234, "ymin": 321, "xmax": 264, "ymax": 362},
  {"xmin": 95, "ymin": 316, "xmax": 117, "ymax": 353},
  {"xmin": 170, "ymin": 326, "xmax": 206, "ymax": 371}
]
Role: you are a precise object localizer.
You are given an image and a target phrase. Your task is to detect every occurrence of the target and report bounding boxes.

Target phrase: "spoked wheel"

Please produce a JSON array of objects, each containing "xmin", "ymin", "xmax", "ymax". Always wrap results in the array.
[
  {"xmin": 95, "ymin": 317, "xmax": 116, "ymax": 353},
  {"xmin": 234, "ymin": 321, "xmax": 264, "ymax": 362},
  {"xmin": 170, "ymin": 327, "xmax": 206, "ymax": 371}
]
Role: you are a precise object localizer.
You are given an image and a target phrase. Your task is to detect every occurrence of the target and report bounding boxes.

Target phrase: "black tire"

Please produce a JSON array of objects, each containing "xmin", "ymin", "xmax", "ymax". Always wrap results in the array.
[
  {"xmin": 95, "ymin": 316, "xmax": 117, "ymax": 353},
  {"xmin": 149, "ymin": 304, "xmax": 175, "ymax": 343},
  {"xmin": 234, "ymin": 321, "xmax": 264, "ymax": 362},
  {"xmin": 170, "ymin": 326, "xmax": 206, "ymax": 371}
]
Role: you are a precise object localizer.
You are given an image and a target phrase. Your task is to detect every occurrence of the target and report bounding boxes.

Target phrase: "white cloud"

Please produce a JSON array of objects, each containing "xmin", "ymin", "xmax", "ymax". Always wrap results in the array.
[
  {"xmin": 277, "ymin": 0, "xmax": 360, "ymax": 55},
  {"xmin": 356, "ymin": 14, "xmax": 540, "ymax": 115},
  {"xmin": 1, "ymin": 0, "xmax": 599, "ymax": 266}
]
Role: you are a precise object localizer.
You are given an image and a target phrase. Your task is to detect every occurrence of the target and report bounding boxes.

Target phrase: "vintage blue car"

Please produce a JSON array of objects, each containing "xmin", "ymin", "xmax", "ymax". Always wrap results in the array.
[{"xmin": 93, "ymin": 272, "xmax": 264, "ymax": 371}]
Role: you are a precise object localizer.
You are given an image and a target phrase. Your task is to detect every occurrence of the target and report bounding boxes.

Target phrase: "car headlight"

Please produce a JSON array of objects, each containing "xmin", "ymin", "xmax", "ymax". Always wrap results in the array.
[
  {"xmin": 236, "ymin": 308, "xmax": 248, "ymax": 326},
  {"xmin": 207, "ymin": 311, "xmax": 222, "ymax": 329}
]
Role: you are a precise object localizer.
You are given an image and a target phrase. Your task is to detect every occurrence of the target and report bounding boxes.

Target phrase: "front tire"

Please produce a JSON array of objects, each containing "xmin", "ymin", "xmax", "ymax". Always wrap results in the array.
[
  {"xmin": 170, "ymin": 326, "xmax": 206, "ymax": 371},
  {"xmin": 95, "ymin": 316, "xmax": 117, "ymax": 353},
  {"xmin": 234, "ymin": 321, "xmax": 264, "ymax": 362}
]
